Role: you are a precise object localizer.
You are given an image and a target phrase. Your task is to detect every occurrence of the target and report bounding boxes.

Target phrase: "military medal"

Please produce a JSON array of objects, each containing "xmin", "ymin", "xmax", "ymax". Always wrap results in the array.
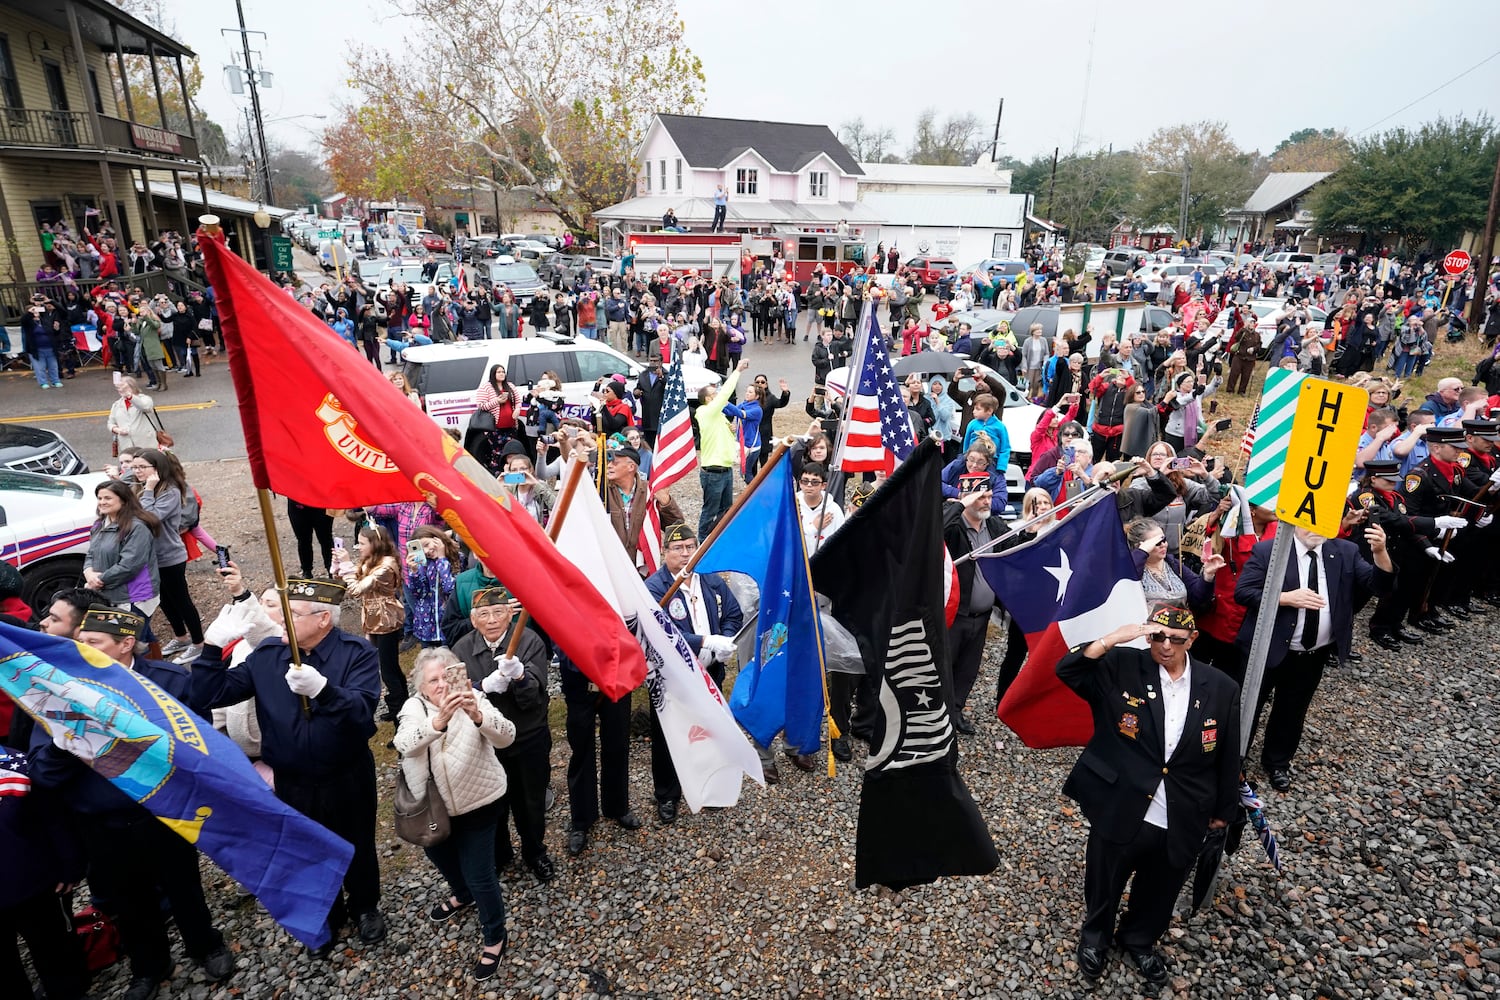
[{"xmin": 1118, "ymin": 713, "xmax": 1140, "ymax": 739}]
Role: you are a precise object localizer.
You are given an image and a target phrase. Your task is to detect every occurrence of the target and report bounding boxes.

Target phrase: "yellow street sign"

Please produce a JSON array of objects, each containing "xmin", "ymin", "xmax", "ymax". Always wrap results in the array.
[{"xmin": 1276, "ymin": 377, "xmax": 1368, "ymax": 537}]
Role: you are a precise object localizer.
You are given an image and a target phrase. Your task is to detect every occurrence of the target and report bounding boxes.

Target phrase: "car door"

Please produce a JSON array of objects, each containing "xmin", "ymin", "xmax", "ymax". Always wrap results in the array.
[{"xmin": 413, "ymin": 356, "xmax": 490, "ymax": 432}]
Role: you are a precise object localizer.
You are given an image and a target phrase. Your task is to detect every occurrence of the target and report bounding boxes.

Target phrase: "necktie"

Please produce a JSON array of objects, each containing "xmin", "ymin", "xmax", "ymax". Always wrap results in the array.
[{"xmin": 1303, "ymin": 551, "xmax": 1321, "ymax": 650}]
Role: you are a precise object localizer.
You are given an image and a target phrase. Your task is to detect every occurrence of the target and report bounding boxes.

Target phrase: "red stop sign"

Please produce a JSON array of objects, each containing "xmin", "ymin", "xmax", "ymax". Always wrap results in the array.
[{"xmin": 1444, "ymin": 249, "xmax": 1472, "ymax": 275}]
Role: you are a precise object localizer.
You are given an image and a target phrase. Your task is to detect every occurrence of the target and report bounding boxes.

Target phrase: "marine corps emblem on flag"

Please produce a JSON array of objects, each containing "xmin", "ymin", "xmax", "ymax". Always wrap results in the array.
[{"xmin": 315, "ymin": 394, "xmax": 402, "ymax": 474}]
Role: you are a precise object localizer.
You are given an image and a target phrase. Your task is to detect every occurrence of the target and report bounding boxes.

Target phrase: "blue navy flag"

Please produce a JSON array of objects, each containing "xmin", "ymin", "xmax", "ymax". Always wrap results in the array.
[
  {"xmin": 834, "ymin": 302, "xmax": 916, "ymax": 473},
  {"xmin": 0, "ymin": 623, "xmax": 354, "ymax": 947}
]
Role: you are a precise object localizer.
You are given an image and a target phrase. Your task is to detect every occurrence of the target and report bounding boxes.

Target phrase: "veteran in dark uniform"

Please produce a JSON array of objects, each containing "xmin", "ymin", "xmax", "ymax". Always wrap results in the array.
[
  {"xmin": 1347, "ymin": 459, "xmax": 1429, "ymax": 649},
  {"xmin": 31, "ymin": 608, "xmax": 236, "ymax": 1000},
  {"xmin": 452, "ymin": 586, "xmax": 556, "ymax": 882},
  {"xmin": 1055, "ymin": 606, "xmax": 1242, "ymax": 992},
  {"xmin": 1400, "ymin": 425, "xmax": 1481, "ymax": 626},
  {"xmin": 644, "ymin": 523, "xmax": 743, "ymax": 824},
  {"xmin": 1454, "ymin": 418, "xmax": 1500, "ymax": 608},
  {"xmin": 189, "ymin": 578, "xmax": 386, "ymax": 950}
]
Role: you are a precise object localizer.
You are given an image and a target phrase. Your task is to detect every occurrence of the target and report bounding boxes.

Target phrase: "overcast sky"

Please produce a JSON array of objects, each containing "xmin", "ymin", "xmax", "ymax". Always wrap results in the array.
[{"xmin": 172, "ymin": 0, "xmax": 1500, "ymax": 165}]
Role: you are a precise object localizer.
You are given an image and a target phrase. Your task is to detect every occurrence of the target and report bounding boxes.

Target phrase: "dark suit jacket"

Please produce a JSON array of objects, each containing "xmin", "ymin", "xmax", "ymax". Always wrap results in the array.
[
  {"xmin": 451, "ymin": 626, "xmax": 550, "ymax": 746},
  {"xmin": 645, "ymin": 568, "xmax": 742, "ymax": 655},
  {"xmin": 1057, "ymin": 645, "xmax": 1241, "ymax": 868},
  {"xmin": 1233, "ymin": 536, "xmax": 1394, "ymax": 669}
]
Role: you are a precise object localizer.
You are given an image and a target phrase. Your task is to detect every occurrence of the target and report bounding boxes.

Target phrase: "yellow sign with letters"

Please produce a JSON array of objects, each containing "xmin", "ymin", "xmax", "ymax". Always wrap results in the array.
[{"xmin": 1276, "ymin": 377, "xmax": 1368, "ymax": 536}]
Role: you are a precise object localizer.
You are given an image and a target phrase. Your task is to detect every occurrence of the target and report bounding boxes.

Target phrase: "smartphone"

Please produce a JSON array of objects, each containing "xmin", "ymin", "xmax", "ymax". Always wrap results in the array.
[
  {"xmin": 443, "ymin": 662, "xmax": 470, "ymax": 692},
  {"xmin": 333, "ymin": 538, "xmax": 344, "ymax": 553},
  {"xmin": 1064, "ymin": 445, "xmax": 1076, "ymax": 465},
  {"xmin": 503, "ymin": 471, "xmax": 526, "ymax": 485},
  {"xmin": 112, "ymin": 370, "xmax": 123, "ymax": 386},
  {"xmin": 1214, "ymin": 418, "xmax": 1233, "ymax": 433},
  {"xmin": 215, "ymin": 545, "xmax": 232, "ymax": 570},
  {"xmin": 406, "ymin": 539, "xmax": 427, "ymax": 566},
  {"xmin": 1169, "ymin": 457, "xmax": 1193, "ymax": 471}
]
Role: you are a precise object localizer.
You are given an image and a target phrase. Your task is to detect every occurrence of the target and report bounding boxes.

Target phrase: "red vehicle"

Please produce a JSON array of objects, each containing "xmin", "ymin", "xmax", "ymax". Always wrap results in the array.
[
  {"xmin": 622, "ymin": 230, "xmax": 866, "ymax": 285},
  {"xmin": 904, "ymin": 255, "xmax": 956, "ymax": 292},
  {"xmin": 420, "ymin": 232, "xmax": 449, "ymax": 253}
]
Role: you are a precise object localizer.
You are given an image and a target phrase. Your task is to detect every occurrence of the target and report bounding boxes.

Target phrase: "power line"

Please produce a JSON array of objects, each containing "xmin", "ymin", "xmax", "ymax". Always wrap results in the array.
[{"xmin": 1356, "ymin": 47, "xmax": 1500, "ymax": 135}]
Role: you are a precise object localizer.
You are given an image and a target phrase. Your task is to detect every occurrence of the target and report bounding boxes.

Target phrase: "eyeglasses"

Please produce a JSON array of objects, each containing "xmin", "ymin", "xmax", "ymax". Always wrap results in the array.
[
  {"xmin": 800, "ymin": 477, "xmax": 825, "ymax": 486},
  {"xmin": 1059, "ymin": 432, "xmax": 1080, "ymax": 439},
  {"xmin": 1148, "ymin": 632, "xmax": 1189, "ymax": 646},
  {"xmin": 290, "ymin": 608, "xmax": 328, "ymax": 619}
]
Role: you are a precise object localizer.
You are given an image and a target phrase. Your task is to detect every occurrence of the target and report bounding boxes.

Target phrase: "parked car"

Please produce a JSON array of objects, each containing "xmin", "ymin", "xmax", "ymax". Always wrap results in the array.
[
  {"xmin": 1263, "ymin": 252, "xmax": 1315, "ymax": 275},
  {"xmin": 0, "ymin": 424, "xmax": 88, "ymax": 476},
  {"xmin": 479, "ymin": 260, "xmax": 545, "ymax": 304},
  {"xmin": 1203, "ymin": 298, "xmax": 1329, "ymax": 358},
  {"xmin": 903, "ymin": 256, "xmax": 957, "ymax": 292},
  {"xmin": 0, "ymin": 468, "xmax": 107, "ymax": 610},
  {"xmin": 417, "ymin": 231, "xmax": 449, "ymax": 253},
  {"xmin": 400, "ymin": 336, "xmax": 720, "ymax": 445},
  {"xmin": 959, "ymin": 258, "xmax": 1032, "ymax": 287},
  {"xmin": 1100, "ymin": 247, "xmax": 1152, "ymax": 276}
]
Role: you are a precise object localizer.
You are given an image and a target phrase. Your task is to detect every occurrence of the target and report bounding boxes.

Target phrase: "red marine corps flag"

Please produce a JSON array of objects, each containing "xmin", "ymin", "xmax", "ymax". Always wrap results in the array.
[{"xmin": 198, "ymin": 230, "xmax": 646, "ymax": 700}]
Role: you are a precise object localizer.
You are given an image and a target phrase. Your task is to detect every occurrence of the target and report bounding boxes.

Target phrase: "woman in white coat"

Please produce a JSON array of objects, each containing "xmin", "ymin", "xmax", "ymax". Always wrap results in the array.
[
  {"xmin": 394, "ymin": 647, "xmax": 516, "ymax": 982},
  {"xmin": 107, "ymin": 376, "xmax": 159, "ymax": 450}
]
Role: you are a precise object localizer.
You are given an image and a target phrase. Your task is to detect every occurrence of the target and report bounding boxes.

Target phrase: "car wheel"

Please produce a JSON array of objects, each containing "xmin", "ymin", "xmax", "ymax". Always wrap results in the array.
[{"xmin": 19, "ymin": 556, "xmax": 84, "ymax": 616}]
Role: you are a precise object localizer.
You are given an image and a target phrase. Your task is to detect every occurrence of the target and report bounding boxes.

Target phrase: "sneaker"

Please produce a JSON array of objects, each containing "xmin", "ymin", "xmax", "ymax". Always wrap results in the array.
[
  {"xmin": 173, "ymin": 643, "xmax": 204, "ymax": 664},
  {"xmin": 51, "ymin": 382, "xmax": 63, "ymax": 388},
  {"xmin": 38, "ymin": 383, "xmax": 51, "ymax": 389},
  {"xmin": 160, "ymin": 637, "xmax": 190, "ymax": 656}
]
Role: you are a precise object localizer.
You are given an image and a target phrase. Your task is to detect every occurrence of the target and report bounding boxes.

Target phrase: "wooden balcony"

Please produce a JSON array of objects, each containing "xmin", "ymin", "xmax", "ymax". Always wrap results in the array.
[{"xmin": 0, "ymin": 107, "xmax": 198, "ymax": 162}]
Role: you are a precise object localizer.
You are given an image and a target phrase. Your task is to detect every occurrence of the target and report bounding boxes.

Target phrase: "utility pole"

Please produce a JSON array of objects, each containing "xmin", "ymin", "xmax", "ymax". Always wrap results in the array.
[
  {"xmin": 989, "ymin": 99, "xmax": 1004, "ymax": 163},
  {"xmin": 1470, "ymin": 144, "xmax": 1500, "ymax": 333},
  {"xmin": 227, "ymin": 0, "xmax": 273, "ymax": 206},
  {"xmin": 1178, "ymin": 152, "xmax": 1192, "ymax": 247},
  {"xmin": 1046, "ymin": 146, "xmax": 1059, "ymax": 220}
]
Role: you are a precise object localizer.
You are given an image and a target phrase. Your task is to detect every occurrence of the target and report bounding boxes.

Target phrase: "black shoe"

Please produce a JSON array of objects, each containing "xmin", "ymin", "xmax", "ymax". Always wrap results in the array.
[
  {"xmin": 851, "ymin": 726, "xmax": 874, "ymax": 745},
  {"xmin": 1480, "ymin": 593, "xmax": 1500, "ymax": 609},
  {"xmin": 1370, "ymin": 632, "xmax": 1402, "ymax": 652},
  {"xmin": 1431, "ymin": 614, "xmax": 1457, "ymax": 631},
  {"xmin": 1447, "ymin": 599, "xmax": 1474, "ymax": 614},
  {"xmin": 763, "ymin": 764, "xmax": 781, "ymax": 785},
  {"xmin": 1123, "ymin": 947, "xmax": 1169, "ymax": 989},
  {"xmin": 429, "ymin": 897, "xmax": 474, "ymax": 922},
  {"xmin": 123, "ymin": 975, "xmax": 161, "ymax": 1000},
  {"xmin": 567, "ymin": 828, "xmax": 589, "ymax": 856},
  {"xmin": 1268, "ymin": 768, "xmax": 1293, "ymax": 792},
  {"xmin": 356, "ymin": 909, "xmax": 387, "ymax": 943},
  {"xmin": 1077, "ymin": 944, "xmax": 1108, "ymax": 981},
  {"xmin": 954, "ymin": 712, "xmax": 976, "ymax": 735},
  {"xmin": 1413, "ymin": 617, "xmax": 1445, "ymax": 635},
  {"xmin": 1343, "ymin": 650, "xmax": 1363, "ymax": 664},
  {"xmin": 831, "ymin": 737, "xmax": 851, "ymax": 762},
  {"xmin": 472, "ymin": 936, "xmax": 507, "ymax": 982},
  {"xmin": 528, "ymin": 853, "xmax": 556, "ymax": 883},
  {"xmin": 1394, "ymin": 627, "xmax": 1424, "ymax": 644},
  {"xmin": 201, "ymin": 944, "xmax": 236, "ymax": 981},
  {"xmin": 656, "ymin": 799, "xmax": 678, "ymax": 825},
  {"xmin": 612, "ymin": 810, "xmax": 642, "ymax": 831},
  {"xmin": 783, "ymin": 747, "xmax": 818, "ymax": 772}
]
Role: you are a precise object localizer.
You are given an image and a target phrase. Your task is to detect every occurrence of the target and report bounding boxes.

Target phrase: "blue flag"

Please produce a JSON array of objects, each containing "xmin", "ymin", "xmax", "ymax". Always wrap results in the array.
[
  {"xmin": 694, "ymin": 458, "xmax": 826, "ymax": 754},
  {"xmin": 0, "ymin": 623, "xmax": 354, "ymax": 948}
]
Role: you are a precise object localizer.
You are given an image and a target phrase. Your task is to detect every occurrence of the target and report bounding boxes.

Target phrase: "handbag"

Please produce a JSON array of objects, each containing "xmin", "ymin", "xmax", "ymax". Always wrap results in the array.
[
  {"xmin": 145, "ymin": 408, "xmax": 173, "ymax": 449},
  {"xmin": 393, "ymin": 753, "xmax": 450, "ymax": 847},
  {"xmin": 73, "ymin": 905, "xmax": 122, "ymax": 972},
  {"xmin": 469, "ymin": 406, "xmax": 497, "ymax": 433}
]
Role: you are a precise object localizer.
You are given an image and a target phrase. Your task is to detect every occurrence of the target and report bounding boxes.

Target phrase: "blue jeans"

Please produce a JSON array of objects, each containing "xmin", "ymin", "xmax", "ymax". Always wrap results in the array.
[
  {"xmin": 1392, "ymin": 351, "xmax": 1417, "ymax": 378},
  {"xmin": 31, "ymin": 347, "xmax": 59, "ymax": 386},
  {"xmin": 423, "ymin": 799, "xmax": 507, "ymax": 946},
  {"xmin": 698, "ymin": 466, "xmax": 733, "ymax": 540},
  {"xmin": 0, "ymin": 323, "xmax": 10, "ymax": 352},
  {"xmin": 578, "ymin": 325, "xmax": 596, "ymax": 340},
  {"xmin": 385, "ymin": 333, "xmax": 433, "ymax": 357}
]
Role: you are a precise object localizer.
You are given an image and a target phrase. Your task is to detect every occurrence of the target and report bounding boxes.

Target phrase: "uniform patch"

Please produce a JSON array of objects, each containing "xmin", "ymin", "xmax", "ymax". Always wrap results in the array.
[
  {"xmin": 1201, "ymin": 727, "xmax": 1218, "ymax": 753},
  {"xmin": 669, "ymin": 597, "xmax": 688, "ymax": 621},
  {"xmin": 1458, "ymin": 452, "xmax": 1472, "ymax": 469},
  {"xmin": 1358, "ymin": 491, "xmax": 1375, "ymax": 509},
  {"xmin": 1118, "ymin": 713, "xmax": 1140, "ymax": 739},
  {"xmin": 1405, "ymin": 474, "xmax": 1422, "ymax": 493}
]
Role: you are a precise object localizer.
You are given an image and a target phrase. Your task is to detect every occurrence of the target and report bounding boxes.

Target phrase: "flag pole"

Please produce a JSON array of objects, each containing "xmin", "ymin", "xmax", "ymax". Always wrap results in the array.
[
  {"xmin": 503, "ymin": 457, "xmax": 588, "ymax": 658},
  {"xmin": 955, "ymin": 464, "xmax": 1137, "ymax": 565},
  {"xmin": 255, "ymin": 487, "xmax": 311, "ymax": 718},
  {"xmin": 658, "ymin": 438, "xmax": 793, "ymax": 608}
]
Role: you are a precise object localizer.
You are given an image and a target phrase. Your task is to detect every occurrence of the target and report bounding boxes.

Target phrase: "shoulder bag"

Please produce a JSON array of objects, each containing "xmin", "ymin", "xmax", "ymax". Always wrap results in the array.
[
  {"xmin": 393, "ymin": 704, "xmax": 450, "ymax": 846},
  {"xmin": 145, "ymin": 407, "xmax": 173, "ymax": 449}
]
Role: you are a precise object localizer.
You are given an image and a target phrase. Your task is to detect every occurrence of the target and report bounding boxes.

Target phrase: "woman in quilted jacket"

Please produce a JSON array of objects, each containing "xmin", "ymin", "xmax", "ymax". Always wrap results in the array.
[{"xmin": 395, "ymin": 647, "xmax": 516, "ymax": 982}]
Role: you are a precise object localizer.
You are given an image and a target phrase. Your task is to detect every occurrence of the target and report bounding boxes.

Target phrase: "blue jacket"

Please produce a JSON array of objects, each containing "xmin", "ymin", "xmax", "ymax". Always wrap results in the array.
[
  {"xmin": 645, "ymin": 568, "xmax": 743, "ymax": 654},
  {"xmin": 939, "ymin": 455, "xmax": 1007, "ymax": 514},
  {"xmin": 190, "ymin": 629, "xmax": 380, "ymax": 778},
  {"xmin": 961, "ymin": 415, "xmax": 1011, "ymax": 473}
]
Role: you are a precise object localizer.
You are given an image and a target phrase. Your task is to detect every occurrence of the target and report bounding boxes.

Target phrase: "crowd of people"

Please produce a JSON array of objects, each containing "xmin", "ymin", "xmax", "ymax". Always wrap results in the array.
[{"xmin": 3, "ymin": 223, "xmax": 1500, "ymax": 1000}]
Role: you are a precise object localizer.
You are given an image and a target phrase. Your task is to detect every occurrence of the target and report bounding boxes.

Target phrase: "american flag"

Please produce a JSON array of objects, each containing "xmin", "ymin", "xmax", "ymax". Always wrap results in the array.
[
  {"xmin": 639, "ymin": 352, "xmax": 696, "ymax": 573},
  {"xmin": 455, "ymin": 265, "xmax": 469, "ymax": 299},
  {"xmin": 833, "ymin": 301, "xmax": 916, "ymax": 473},
  {"xmin": 1240, "ymin": 401, "xmax": 1260, "ymax": 460}
]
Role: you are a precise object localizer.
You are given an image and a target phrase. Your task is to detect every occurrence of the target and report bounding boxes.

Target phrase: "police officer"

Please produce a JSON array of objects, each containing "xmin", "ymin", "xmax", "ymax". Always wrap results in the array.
[
  {"xmin": 452, "ymin": 586, "xmax": 556, "ymax": 882},
  {"xmin": 191, "ymin": 577, "xmax": 386, "ymax": 950},
  {"xmin": 32, "ymin": 608, "xmax": 235, "ymax": 1000},
  {"xmin": 1401, "ymin": 426, "xmax": 1481, "ymax": 627},
  {"xmin": 644, "ymin": 524, "xmax": 742, "ymax": 822},
  {"xmin": 1348, "ymin": 460, "xmax": 1427, "ymax": 650}
]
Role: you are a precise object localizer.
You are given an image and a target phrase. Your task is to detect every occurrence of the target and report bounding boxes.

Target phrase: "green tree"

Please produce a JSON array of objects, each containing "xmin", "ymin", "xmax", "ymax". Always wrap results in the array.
[
  {"xmin": 1310, "ymin": 115, "xmax": 1498, "ymax": 251},
  {"xmin": 1135, "ymin": 122, "xmax": 1255, "ymax": 244},
  {"xmin": 1268, "ymin": 127, "xmax": 1352, "ymax": 172},
  {"xmin": 327, "ymin": 0, "xmax": 704, "ymax": 234}
]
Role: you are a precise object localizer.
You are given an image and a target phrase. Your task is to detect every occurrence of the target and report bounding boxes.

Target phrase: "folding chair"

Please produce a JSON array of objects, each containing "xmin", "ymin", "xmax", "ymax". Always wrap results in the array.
[{"xmin": 72, "ymin": 324, "xmax": 105, "ymax": 368}]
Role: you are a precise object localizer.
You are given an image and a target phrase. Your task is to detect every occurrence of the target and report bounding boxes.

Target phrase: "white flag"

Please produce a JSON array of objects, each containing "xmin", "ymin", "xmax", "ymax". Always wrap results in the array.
[{"xmin": 552, "ymin": 464, "xmax": 764, "ymax": 811}]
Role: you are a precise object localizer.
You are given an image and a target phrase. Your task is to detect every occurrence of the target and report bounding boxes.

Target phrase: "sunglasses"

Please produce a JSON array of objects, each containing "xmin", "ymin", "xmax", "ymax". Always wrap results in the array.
[{"xmin": 1148, "ymin": 632, "xmax": 1189, "ymax": 646}]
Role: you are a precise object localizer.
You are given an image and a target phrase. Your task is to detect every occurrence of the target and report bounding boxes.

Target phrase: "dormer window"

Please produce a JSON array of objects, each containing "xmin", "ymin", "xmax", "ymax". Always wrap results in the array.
[{"xmin": 736, "ymin": 168, "xmax": 758, "ymax": 196}]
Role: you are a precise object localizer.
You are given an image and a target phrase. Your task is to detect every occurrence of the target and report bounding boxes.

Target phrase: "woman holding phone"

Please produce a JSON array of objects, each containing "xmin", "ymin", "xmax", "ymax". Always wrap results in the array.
[{"xmin": 404, "ymin": 525, "xmax": 459, "ymax": 647}]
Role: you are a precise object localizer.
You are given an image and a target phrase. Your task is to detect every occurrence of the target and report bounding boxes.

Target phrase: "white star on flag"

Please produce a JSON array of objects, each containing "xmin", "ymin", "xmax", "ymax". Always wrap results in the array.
[{"xmin": 1045, "ymin": 551, "xmax": 1073, "ymax": 602}]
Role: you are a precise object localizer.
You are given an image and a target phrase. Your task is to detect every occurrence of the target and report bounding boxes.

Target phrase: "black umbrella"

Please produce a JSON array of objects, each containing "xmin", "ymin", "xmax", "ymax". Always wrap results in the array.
[
  {"xmin": 892, "ymin": 351, "xmax": 966, "ymax": 377},
  {"xmin": 1190, "ymin": 826, "xmax": 1228, "ymax": 911}
]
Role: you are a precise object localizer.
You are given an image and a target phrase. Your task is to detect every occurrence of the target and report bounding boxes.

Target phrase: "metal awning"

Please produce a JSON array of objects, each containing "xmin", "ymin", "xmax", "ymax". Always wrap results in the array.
[{"xmin": 6, "ymin": 0, "xmax": 195, "ymax": 57}]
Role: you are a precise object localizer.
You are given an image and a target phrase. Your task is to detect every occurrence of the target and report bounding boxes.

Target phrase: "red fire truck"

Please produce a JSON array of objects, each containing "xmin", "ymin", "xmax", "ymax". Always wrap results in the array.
[{"xmin": 623, "ymin": 230, "xmax": 868, "ymax": 285}]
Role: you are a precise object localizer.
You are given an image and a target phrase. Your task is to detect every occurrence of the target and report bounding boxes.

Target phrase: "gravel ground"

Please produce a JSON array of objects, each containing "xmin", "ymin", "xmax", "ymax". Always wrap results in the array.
[{"xmin": 58, "ymin": 454, "xmax": 1500, "ymax": 999}]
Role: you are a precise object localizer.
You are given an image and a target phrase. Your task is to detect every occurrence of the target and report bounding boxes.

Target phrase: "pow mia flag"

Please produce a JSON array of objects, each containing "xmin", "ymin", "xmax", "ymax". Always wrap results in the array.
[{"xmin": 811, "ymin": 439, "xmax": 999, "ymax": 890}]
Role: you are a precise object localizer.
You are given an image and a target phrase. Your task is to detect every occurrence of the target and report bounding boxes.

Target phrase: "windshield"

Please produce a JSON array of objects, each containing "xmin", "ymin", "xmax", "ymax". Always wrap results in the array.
[
  {"xmin": 0, "ymin": 470, "xmax": 82, "ymax": 497},
  {"xmin": 490, "ymin": 263, "xmax": 539, "ymax": 283}
]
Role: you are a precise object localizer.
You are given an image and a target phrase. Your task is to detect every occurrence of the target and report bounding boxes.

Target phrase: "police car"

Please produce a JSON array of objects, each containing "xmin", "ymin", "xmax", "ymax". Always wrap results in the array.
[
  {"xmin": 400, "ymin": 334, "xmax": 720, "ymax": 440},
  {"xmin": 0, "ymin": 469, "xmax": 107, "ymax": 611}
]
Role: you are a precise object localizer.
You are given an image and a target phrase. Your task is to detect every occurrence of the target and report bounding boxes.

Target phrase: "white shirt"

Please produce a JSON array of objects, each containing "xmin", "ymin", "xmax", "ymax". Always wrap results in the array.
[
  {"xmin": 796, "ymin": 491, "xmax": 845, "ymax": 554},
  {"xmin": 1144, "ymin": 661, "xmax": 1192, "ymax": 830},
  {"xmin": 681, "ymin": 575, "xmax": 712, "ymax": 637},
  {"xmin": 1289, "ymin": 537, "xmax": 1334, "ymax": 652}
]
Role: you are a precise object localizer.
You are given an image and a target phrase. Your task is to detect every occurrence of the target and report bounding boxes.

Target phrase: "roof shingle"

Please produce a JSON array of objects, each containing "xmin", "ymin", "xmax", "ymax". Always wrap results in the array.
[{"xmin": 655, "ymin": 114, "xmax": 863, "ymax": 176}]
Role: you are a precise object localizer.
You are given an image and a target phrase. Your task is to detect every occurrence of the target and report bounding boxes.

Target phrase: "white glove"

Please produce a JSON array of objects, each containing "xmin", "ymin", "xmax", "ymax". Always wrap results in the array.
[
  {"xmin": 1433, "ymin": 515, "xmax": 1467, "ymax": 532},
  {"xmin": 699, "ymin": 634, "xmax": 736, "ymax": 663},
  {"xmin": 1441, "ymin": 549, "xmax": 1456, "ymax": 563},
  {"xmin": 285, "ymin": 665, "xmax": 328, "ymax": 698},
  {"xmin": 1478, "ymin": 514, "xmax": 1493, "ymax": 528},
  {"xmin": 241, "ymin": 599, "xmax": 284, "ymax": 648},
  {"xmin": 482, "ymin": 656, "xmax": 526, "ymax": 694},
  {"xmin": 1424, "ymin": 546, "xmax": 1443, "ymax": 561},
  {"xmin": 481, "ymin": 668, "xmax": 511, "ymax": 695},
  {"xmin": 1490, "ymin": 467, "xmax": 1500, "ymax": 486},
  {"xmin": 204, "ymin": 602, "xmax": 252, "ymax": 648}
]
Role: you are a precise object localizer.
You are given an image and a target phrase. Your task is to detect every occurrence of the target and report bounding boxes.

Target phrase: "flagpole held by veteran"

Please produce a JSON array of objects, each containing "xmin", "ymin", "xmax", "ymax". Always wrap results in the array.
[
  {"xmin": 656, "ymin": 438, "xmax": 793, "ymax": 608},
  {"xmin": 503, "ymin": 456, "xmax": 588, "ymax": 659},
  {"xmin": 202, "ymin": 216, "xmax": 311, "ymax": 717},
  {"xmin": 956, "ymin": 461, "xmax": 1143, "ymax": 565}
]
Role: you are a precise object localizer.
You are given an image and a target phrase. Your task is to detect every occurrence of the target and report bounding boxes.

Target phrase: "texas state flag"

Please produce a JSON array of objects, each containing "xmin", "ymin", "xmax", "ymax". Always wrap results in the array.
[{"xmin": 977, "ymin": 495, "xmax": 1148, "ymax": 749}]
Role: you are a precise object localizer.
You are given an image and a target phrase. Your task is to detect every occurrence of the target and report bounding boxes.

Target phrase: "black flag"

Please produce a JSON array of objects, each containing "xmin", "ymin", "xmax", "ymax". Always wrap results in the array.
[{"xmin": 811, "ymin": 439, "xmax": 999, "ymax": 890}]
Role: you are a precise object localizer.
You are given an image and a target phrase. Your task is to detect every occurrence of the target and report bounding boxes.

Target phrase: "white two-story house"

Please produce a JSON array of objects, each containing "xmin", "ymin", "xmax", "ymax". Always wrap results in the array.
[{"xmin": 594, "ymin": 113, "xmax": 881, "ymax": 240}]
